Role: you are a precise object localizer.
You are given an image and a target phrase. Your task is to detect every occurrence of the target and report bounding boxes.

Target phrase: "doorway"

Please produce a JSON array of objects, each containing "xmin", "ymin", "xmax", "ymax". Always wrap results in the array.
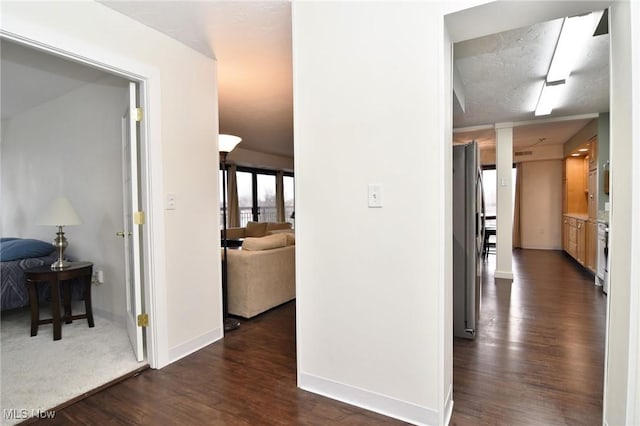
[
  {"xmin": 444, "ymin": 2, "xmax": 608, "ymax": 422},
  {"xmin": 0, "ymin": 37, "xmax": 153, "ymax": 414}
]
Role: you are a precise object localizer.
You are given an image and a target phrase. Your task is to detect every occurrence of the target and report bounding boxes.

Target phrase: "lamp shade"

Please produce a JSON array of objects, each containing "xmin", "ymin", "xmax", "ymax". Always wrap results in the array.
[
  {"xmin": 37, "ymin": 197, "xmax": 82, "ymax": 226},
  {"xmin": 218, "ymin": 134, "xmax": 242, "ymax": 153}
]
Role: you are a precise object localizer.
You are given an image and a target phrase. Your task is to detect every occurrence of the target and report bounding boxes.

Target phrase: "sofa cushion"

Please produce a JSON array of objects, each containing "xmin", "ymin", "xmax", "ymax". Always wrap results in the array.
[
  {"xmin": 242, "ymin": 234, "xmax": 288, "ymax": 251},
  {"xmin": 266, "ymin": 222, "xmax": 292, "ymax": 231},
  {"xmin": 285, "ymin": 233, "xmax": 295, "ymax": 246},
  {"xmin": 245, "ymin": 221, "xmax": 268, "ymax": 237}
]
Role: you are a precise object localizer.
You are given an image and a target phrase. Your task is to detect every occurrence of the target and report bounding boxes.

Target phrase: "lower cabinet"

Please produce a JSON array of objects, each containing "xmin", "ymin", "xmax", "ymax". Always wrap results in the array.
[
  {"xmin": 586, "ymin": 220, "xmax": 597, "ymax": 272},
  {"xmin": 563, "ymin": 215, "xmax": 593, "ymax": 270},
  {"xmin": 576, "ymin": 219, "xmax": 585, "ymax": 265}
]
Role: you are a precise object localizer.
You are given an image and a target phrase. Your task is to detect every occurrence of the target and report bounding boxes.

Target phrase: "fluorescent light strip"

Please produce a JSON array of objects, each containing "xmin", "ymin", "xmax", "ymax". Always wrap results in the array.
[
  {"xmin": 547, "ymin": 13, "xmax": 599, "ymax": 83},
  {"xmin": 535, "ymin": 80, "xmax": 566, "ymax": 116}
]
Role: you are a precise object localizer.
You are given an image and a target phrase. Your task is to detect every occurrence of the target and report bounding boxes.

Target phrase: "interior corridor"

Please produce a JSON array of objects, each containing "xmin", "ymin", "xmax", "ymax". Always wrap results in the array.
[{"xmin": 451, "ymin": 249, "xmax": 607, "ymax": 425}]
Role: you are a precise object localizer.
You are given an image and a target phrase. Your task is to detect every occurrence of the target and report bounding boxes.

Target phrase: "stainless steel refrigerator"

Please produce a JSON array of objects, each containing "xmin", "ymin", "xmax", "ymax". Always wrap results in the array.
[{"xmin": 453, "ymin": 141, "xmax": 485, "ymax": 339}]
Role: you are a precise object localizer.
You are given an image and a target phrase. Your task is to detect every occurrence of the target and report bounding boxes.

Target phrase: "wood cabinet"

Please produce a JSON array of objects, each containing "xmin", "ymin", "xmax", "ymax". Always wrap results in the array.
[
  {"xmin": 565, "ymin": 158, "xmax": 588, "ymax": 214},
  {"xmin": 576, "ymin": 219, "xmax": 585, "ymax": 265},
  {"xmin": 562, "ymin": 126, "xmax": 598, "ymax": 272},
  {"xmin": 588, "ymin": 137, "xmax": 598, "ymax": 171},
  {"xmin": 586, "ymin": 220, "xmax": 597, "ymax": 272},
  {"xmin": 588, "ymin": 169, "xmax": 597, "ymax": 220}
]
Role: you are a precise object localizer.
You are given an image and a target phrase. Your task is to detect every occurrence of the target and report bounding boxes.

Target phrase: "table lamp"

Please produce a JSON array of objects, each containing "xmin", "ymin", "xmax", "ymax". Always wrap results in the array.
[{"xmin": 37, "ymin": 196, "xmax": 82, "ymax": 270}]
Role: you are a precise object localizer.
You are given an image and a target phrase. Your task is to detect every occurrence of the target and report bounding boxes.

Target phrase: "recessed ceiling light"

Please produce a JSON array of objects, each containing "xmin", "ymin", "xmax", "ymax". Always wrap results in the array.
[
  {"xmin": 571, "ymin": 153, "xmax": 581, "ymax": 157},
  {"xmin": 579, "ymin": 148, "xmax": 589, "ymax": 152}
]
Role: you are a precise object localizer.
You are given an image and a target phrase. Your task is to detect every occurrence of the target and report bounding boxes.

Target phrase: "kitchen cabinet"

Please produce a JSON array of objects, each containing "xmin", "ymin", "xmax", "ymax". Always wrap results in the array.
[
  {"xmin": 586, "ymin": 220, "xmax": 597, "ymax": 272},
  {"xmin": 576, "ymin": 219, "xmax": 585, "ymax": 265},
  {"xmin": 588, "ymin": 169, "xmax": 597, "ymax": 220},
  {"xmin": 563, "ymin": 214, "xmax": 589, "ymax": 267},
  {"xmin": 565, "ymin": 158, "xmax": 587, "ymax": 214},
  {"xmin": 588, "ymin": 137, "xmax": 598, "ymax": 171}
]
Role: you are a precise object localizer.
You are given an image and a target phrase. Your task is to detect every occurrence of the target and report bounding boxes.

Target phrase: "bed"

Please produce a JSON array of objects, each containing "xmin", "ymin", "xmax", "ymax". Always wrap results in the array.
[{"xmin": 1, "ymin": 238, "xmax": 84, "ymax": 311}]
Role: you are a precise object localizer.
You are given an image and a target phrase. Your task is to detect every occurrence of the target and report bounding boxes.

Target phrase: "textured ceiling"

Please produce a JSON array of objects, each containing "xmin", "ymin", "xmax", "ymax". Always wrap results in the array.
[
  {"xmin": 2, "ymin": 3, "xmax": 609, "ymax": 159},
  {"xmin": 453, "ymin": 11, "xmax": 609, "ymax": 150}
]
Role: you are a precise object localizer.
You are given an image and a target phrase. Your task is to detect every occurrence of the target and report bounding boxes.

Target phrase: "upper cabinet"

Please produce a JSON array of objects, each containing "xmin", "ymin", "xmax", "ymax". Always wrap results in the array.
[{"xmin": 563, "ymin": 119, "xmax": 598, "ymax": 217}]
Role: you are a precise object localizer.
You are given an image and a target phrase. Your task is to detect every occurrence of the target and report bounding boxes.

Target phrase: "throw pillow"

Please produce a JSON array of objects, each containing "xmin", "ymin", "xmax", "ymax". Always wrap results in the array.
[
  {"xmin": 245, "ymin": 221, "xmax": 268, "ymax": 237},
  {"xmin": 242, "ymin": 234, "xmax": 288, "ymax": 251},
  {"xmin": 0, "ymin": 238, "xmax": 54, "ymax": 261}
]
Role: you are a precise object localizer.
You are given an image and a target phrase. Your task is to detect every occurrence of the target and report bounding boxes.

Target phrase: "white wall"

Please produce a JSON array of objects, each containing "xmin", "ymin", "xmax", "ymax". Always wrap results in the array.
[
  {"xmin": 1, "ymin": 75, "xmax": 128, "ymax": 318},
  {"xmin": 1, "ymin": 0, "xmax": 222, "ymax": 366},
  {"xmin": 293, "ymin": 2, "xmax": 450, "ymax": 424},
  {"xmin": 480, "ymin": 143, "xmax": 563, "ymax": 166},
  {"xmin": 520, "ymin": 160, "xmax": 563, "ymax": 250}
]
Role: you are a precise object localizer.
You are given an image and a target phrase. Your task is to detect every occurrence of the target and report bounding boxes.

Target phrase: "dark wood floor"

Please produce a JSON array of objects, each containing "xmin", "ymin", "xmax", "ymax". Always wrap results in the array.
[
  {"xmin": 31, "ymin": 249, "xmax": 606, "ymax": 425},
  {"xmin": 451, "ymin": 249, "xmax": 607, "ymax": 425},
  {"xmin": 31, "ymin": 301, "xmax": 402, "ymax": 426}
]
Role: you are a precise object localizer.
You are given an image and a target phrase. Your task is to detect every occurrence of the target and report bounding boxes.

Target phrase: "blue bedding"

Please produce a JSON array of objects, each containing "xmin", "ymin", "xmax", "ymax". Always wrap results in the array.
[{"xmin": 1, "ymin": 239, "xmax": 84, "ymax": 311}]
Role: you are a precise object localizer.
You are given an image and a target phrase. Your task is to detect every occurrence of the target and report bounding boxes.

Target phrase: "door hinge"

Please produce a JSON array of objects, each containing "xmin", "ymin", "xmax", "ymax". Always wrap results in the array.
[
  {"xmin": 135, "ymin": 107, "xmax": 143, "ymax": 122},
  {"xmin": 137, "ymin": 313, "xmax": 148, "ymax": 327},
  {"xmin": 134, "ymin": 211, "xmax": 146, "ymax": 225}
]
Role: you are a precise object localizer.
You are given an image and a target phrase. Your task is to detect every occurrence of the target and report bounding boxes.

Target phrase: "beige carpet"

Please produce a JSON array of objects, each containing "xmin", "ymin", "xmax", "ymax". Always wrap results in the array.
[{"xmin": 1, "ymin": 306, "xmax": 145, "ymax": 425}]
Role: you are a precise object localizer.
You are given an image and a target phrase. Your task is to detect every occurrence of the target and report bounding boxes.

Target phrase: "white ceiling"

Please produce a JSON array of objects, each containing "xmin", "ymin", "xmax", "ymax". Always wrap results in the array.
[
  {"xmin": 99, "ymin": 0, "xmax": 294, "ymax": 158},
  {"xmin": 2, "ymin": 2, "xmax": 609, "ymax": 159},
  {"xmin": 0, "ymin": 40, "xmax": 111, "ymax": 121}
]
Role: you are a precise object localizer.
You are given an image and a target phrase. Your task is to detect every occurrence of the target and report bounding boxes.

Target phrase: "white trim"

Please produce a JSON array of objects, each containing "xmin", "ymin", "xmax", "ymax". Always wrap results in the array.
[
  {"xmin": 298, "ymin": 373, "xmax": 438, "ymax": 426},
  {"xmin": 168, "ymin": 328, "xmax": 223, "ymax": 364},
  {"xmin": 626, "ymin": 1, "xmax": 640, "ymax": 423},
  {"xmin": 494, "ymin": 270, "xmax": 515, "ymax": 280},
  {"xmin": 93, "ymin": 308, "xmax": 126, "ymax": 327},
  {"xmin": 443, "ymin": 384, "xmax": 454, "ymax": 426},
  {"xmin": 0, "ymin": 23, "xmax": 168, "ymax": 368}
]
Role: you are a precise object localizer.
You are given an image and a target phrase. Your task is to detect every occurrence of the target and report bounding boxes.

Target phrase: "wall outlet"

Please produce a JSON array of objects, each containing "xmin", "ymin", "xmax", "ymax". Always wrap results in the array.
[{"xmin": 92, "ymin": 270, "xmax": 104, "ymax": 284}]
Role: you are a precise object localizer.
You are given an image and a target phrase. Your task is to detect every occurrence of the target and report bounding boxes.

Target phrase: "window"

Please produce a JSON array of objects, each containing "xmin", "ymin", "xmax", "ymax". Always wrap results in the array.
[
  {"xmin": 283, "ymin": 175, "xmax": 294, "ymax": 223},
  {"xmin": 482, "ymin": 166, "xmax": 517, "ymax": 228},
  {"xmin": 237, "ymin": 171, "xmax": 253, "ymax": 227},
  {"xmin": 220, "ymin": 166, "xmax": 294, "ymax": 228}
]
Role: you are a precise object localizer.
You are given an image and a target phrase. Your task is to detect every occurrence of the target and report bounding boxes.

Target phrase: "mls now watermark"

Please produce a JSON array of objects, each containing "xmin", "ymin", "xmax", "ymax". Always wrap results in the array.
[{"xmin": 3, "ymin": 408, "xmax": 56, "ymax": 420}]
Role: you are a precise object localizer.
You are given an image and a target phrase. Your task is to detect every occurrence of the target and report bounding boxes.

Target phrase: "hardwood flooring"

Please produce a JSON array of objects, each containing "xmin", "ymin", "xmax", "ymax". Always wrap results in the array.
[
  {"xmin": 31, "ymin": 249, "xmax": 606, "ymax": 425},
  {"xmin": 31, "ymin": 301, "xmax": 402, "ymax": 426},
  {"xmin": 451, "ymin": 249, "xmax": 607, "ymax": 425}
]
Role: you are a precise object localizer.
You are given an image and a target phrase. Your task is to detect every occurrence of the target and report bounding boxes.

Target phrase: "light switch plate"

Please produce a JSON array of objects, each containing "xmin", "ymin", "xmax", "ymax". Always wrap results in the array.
[
  {"xmin": 368, "ymin": 184, "xmax": 383, "ymax": 208},
  {"xmin": 166, "ymin": 193, "xmax": 177, "ymax": 210}
]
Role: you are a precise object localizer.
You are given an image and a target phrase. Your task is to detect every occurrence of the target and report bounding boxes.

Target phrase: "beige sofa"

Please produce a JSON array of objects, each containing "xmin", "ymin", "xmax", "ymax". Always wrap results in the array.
[{"xmin": 223, "ymin": 225, "xmax": 295, "ymax": 318}]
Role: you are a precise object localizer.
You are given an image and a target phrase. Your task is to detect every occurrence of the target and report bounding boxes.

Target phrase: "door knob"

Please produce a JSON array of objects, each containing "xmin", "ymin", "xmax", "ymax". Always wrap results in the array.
[{"xmin": 116, "ymin": 231, "xmax": 132, "ymax": 237}]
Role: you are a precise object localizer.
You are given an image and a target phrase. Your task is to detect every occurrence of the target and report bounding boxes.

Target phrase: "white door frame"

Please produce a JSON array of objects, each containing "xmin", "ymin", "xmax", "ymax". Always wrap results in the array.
[{"xmin": 0, "ymin": 30, "xmax": 170, "ymax": 369}]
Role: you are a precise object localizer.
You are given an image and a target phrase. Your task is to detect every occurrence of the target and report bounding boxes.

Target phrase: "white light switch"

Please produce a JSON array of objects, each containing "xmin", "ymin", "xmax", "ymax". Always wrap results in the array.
[
  {"xmin": 368, "ymin": 184, "xmax": 383, "ymax": 208},
  {"xmin": 166, "ymin": 193, "xmax": 177, "ymax": 210}
]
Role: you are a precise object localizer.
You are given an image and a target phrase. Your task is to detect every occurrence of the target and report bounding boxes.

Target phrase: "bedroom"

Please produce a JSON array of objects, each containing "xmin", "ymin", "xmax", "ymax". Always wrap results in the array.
[{"xmin": 0, "ymin": 38, "xmax": 145, "ymax": 415}]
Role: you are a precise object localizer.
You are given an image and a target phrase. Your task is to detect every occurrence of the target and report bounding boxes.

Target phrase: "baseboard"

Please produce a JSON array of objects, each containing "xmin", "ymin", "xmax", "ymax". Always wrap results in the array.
[
  {"xmin": 93, "ymin": 307, "xmax": 126, "ymax": 326},
  {"xmin": 298, "ymin": 372, "xmax": 438, "ymax": 425},
  {"xmin": 443, "ymin": 384, "xmax": 453, "ymax": 425},
  {"xmin": 168, "ymin": 327, "xmax": 223, "ymax": 364},
  {"xmin": 494, "ymin": 270, "xmax": 514, "ymax": 280}
]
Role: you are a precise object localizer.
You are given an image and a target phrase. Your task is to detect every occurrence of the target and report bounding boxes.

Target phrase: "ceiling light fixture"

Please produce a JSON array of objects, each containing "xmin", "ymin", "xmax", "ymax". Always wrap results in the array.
[
  {"xmin": 535, "ymin": 80, "xmax": 566, "ymax": 116},
  {"xmin": 534, "ymin": 11, "xmax": 602, "ymax": 117},
  {"xmin": 579, "ymin": 148, "xmax": 589, "ymax": 152},
  {"xmin": 547, "ymin": 13, "xmax": 599, "ymax": 83},
  {"xmin": 571, "ymin": 153, "xmax": 581, "ymax": 157}
]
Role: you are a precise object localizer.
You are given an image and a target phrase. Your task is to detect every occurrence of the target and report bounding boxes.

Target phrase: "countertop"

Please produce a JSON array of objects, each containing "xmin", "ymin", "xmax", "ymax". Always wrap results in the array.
[{"xmin": 564, "ymin": 213, "xmax": 589, "ymax": 220}]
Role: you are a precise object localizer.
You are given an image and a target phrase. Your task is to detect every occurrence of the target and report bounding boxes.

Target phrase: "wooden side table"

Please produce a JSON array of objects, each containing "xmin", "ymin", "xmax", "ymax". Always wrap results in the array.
[{"xmin": 24, "ymin": 261, "xmax": 94, "ymax": 341}]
